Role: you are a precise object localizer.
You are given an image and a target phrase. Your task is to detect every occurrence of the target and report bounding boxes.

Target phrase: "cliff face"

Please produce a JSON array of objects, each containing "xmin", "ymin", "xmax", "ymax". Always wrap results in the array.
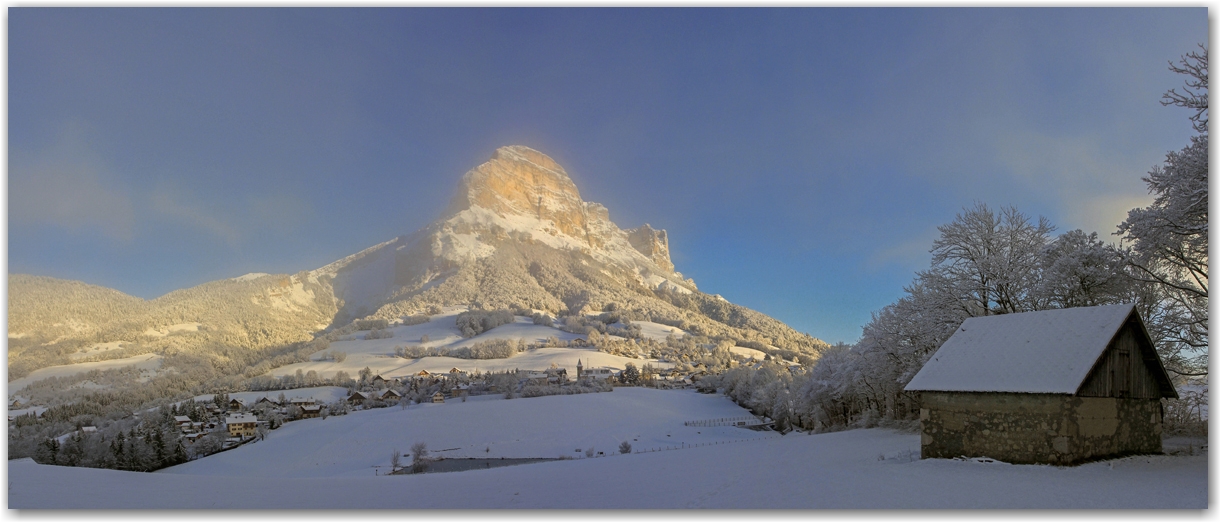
[
  {"xmin": 627, "ymin": 224, "xmax": 674, "ymax": 273},
  {"xmin": 443, "ymin": 145, "xmax": 668, "ymax": 256}
]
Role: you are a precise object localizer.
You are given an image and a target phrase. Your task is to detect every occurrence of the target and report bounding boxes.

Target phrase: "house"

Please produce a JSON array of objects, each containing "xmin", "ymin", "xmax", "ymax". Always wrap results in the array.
[
  {"xmin": 80, "ymin": 426, "xmax": 97, "ymax": 434},
  {"xmin": 904, "ymin": 304, "xmax": 1178, "ymax": 465},
  {"xmin": 545, "ymin": 367, "xmax": 568, "ymax": 385},
  {"xmin": 225, "ymin": 413, "xmax": 258, "ymax": 438},
  {"xmin": 255, "ymin": 397, "xmax": 279, "ymax": 408},
  {"xmin": 173, "ymin": 415, "xmax": 194, "ymax": 432},
  {"xmin": 523, "ymin": 371, "xmax": 550, "ymax": 386},
  {"xmin": 571, "ymin": 338, "xmax": 589, "ymax": 347},
  {"xmin": 228, "ymin": 398, "xmax": 245, "ymax": 411},
  {"xmin": 380, "ymin": 389, "xmax": 403, "ymax": 401},
  {"xmin": 582, "ymin": 367, "xmax": 615, "ymax": 381},
  {"xmin": 432, "ymin": 391, "xmax": 445, "ymax": 404},
  {"xmin": 414, "ymin": 370, "xmax": 433, "ymax": 379},
  {"xmin": 289, "ymin": 397, "xmax": 316, "ymax": 407},
  {"xmin": 347, "ymin": 391, "xmax": 369, "ymax": 406},
  {"xmin": 184, "ymin": 432, "xmax": 206, "ymax": 445},
  {"xmin": 449, "ymin": 367, "xmax": 467, "ymax": 376},
  {"xmin": 371, "ymin": 375, "xmax": 387, "ymax": 387},
  {"xmin": 300, "ymin": 405, "xmax": 322, "ymax": 419}
]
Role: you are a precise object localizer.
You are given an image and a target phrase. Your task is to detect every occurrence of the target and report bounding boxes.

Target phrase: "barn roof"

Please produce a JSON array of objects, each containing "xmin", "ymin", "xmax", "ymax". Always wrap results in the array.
[{"xmin": 904, "ymin": 304, "xmax": 1147, "ymax": 394}]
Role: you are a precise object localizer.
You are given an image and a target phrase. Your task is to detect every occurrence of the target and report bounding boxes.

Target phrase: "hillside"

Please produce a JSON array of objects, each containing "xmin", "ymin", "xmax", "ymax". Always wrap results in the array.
[{"xmin": 8, "ymin": 145, "xmax": 826, "ymax": 389}]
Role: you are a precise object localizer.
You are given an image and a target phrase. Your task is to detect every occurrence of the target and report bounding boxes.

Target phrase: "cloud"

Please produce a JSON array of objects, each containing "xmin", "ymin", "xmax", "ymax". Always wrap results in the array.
[
  {"xmin": 9, "ymin": 130, "xmax": 136, "ymax": 242},
  {"xmin": 151, "ymin": 185, "xmax": 241, "ymax": 246}
]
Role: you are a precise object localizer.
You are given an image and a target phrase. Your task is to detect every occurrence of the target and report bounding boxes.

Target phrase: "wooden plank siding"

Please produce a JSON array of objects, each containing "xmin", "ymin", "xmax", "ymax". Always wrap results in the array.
[{"xmin": 1077, "ymin": 313, "xmax": 1177, "ymax": 399}]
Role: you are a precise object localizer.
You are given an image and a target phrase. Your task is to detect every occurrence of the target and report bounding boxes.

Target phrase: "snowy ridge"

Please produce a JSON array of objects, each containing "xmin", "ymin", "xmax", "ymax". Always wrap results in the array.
[
  {"xmin": 904, "ymin": 304, "xmax": 1136, "ymax": 394},
  {"xmin": 311, "ymin": 237, "xmax": 402, "ymax": 279}
]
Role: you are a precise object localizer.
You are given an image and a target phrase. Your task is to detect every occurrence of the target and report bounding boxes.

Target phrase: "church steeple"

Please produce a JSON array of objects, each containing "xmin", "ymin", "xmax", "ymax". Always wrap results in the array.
[{"xmin": 576, "ymin": 359, "xmax": 583, "ymax": 380}]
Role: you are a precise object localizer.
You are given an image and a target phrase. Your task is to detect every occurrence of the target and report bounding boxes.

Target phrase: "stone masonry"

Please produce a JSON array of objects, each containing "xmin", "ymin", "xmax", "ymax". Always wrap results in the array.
[{"xmin": 919, "ymin": 391, "xmax": 1163, "ymax": 465}]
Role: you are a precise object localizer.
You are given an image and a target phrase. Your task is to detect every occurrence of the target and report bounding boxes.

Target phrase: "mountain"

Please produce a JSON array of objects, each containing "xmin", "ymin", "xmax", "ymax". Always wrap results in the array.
[{"xmin": 8, "ymin": 146, "xmax": 827, "ymax": 379}]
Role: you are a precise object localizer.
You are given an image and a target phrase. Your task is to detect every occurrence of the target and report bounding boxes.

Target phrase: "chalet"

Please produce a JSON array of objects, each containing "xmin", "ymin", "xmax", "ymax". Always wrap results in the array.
[
  {"xmin": 449, "ymin": 367, "xmax": 467, "ymax": 376},
  {"xmin": 228, "ymin": 398, "xmax": 246, "ymax": 411},
  {"xmin": 80, "ymin": 426, "xmax": 97, "ymax": 434},
  {"xmin": 300, "ymin": 405, "xmax": 322, "ymax": 419},
  {"xmin": 414, "ymin": 370, "xmax": 433, "ymax": 379},
  {"xmin": 571, "ymin": 338, "xmax": 589, "ymax": 347},
  {"xmin": 524, "ymin": 371, "xmax": 550, "ymax": 386},
  {"xmin": 432, "ymin": 391, "xmax": 445, "ymax": 404},
  {"xmin": 545, "ymin": 367, "xmax": 568, "ymax": 385},
  {"xmin": 904, "ymin": 304, "xmax": 1177, "ymax": 465},
  {"xmin": 347, "ymin": 391, "xmax": 369, "ymax": 406},
  {"xmin": 255, "ymin": 397, "xmax": 279, "ymax": 407},
  {"xmin": 173, "ymin": 415, "xmax": 193, "ymax": 432},
  {"xmin": 225, "ymin": 413, "xmax": 258, "ymax": 438},
  {"xmin": 371, "ymin": 375, "xmax": 387, "ymax": 387},
  {"xmin": 380, "ymin": 389, "xmax": 403, "ymax": 401},
  {"xmin": 289, "ymin": 397, "xmax": 316, "ymax": 407}
]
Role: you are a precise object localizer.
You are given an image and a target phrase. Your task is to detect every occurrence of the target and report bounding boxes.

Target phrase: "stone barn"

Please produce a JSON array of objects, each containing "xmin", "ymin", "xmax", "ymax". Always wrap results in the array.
[{"xmin": 904, "ymin": 303, "xmax": 1177, "ymax": 465}]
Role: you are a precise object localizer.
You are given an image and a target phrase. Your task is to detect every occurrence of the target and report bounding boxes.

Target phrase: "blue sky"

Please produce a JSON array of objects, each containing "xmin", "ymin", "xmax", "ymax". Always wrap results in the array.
[{"xmin": 8, "ymin": 8, "xmax": 1207, "ymax": 344}]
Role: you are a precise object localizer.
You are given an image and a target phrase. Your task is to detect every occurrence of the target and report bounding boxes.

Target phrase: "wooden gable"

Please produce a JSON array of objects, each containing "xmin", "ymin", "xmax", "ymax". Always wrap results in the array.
[{"xmin": 1076, "ymin": 309, "xmax": 1178, "ymax": 399}]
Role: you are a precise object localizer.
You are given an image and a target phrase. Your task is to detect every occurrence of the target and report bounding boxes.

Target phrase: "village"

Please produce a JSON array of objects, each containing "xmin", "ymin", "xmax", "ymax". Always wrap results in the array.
[{"xmin": 148, "ymin": 353, "xmax": 776, "ymax": 459}]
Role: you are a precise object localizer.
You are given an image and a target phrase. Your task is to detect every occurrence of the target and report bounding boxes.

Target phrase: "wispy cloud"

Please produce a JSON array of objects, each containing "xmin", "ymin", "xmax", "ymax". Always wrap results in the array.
[
  {"xmin": 151, "ymin": 185, "xmax": 241, "ymax": 247},
  {"xmin": 9, "ymin": 127, "xmax": 136, "ymax": 242}
]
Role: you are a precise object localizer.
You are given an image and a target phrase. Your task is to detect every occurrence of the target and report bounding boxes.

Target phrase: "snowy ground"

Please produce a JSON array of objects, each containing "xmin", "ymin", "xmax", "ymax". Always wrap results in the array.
[
  {"xmin": 269, "ymin": 312, "xmax": 674, "ymax": 381},
  {"xmin": 7, "ymin": 353, "xmax": 162, "ymax": 393},
  {"xmin": 190, "ymin": 386, "xmax": 352, "ymax": 406},
  {"xmin": 163, "ymin": 388, "xmax": 762, "ymax": 478},
  {"xmin": 8, "ymin": 388, "xmax": 1206, "ymax": 509}
]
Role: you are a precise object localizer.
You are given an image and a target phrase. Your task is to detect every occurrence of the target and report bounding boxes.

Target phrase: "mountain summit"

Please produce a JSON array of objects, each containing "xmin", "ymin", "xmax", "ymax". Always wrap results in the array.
[
  {"xmin": 9, "ymin": 146, "xmax": 826, "ymax": 380},
  {"xmin": 313, "ymin": 145, "xmax": 823, "ymax": 354}
]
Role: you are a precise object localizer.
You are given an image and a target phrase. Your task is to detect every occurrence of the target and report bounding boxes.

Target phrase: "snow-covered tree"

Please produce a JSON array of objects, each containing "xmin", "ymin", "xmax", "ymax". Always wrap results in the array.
[
  {"xmin": 1118, "ymin": 45, "xmax": 1208, "ymax": 377},
  {"xmin": 929, "ymin": 203, "xmax": 1055, "ymax": 316}
]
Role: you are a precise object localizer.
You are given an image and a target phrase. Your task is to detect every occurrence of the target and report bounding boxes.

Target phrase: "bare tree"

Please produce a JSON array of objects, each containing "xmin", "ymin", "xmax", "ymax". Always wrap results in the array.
[
  {"xmin": 410, "ymin": 442, "xmax": 429, "ymax": 473},
  {"xmin": 391, "ymin": 449, "xmax": 402, "ymax": 472}
]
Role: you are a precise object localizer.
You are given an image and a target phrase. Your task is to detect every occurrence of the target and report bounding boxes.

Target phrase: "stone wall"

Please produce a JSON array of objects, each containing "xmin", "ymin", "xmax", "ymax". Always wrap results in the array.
[{"xmin": 919, "ymin": 392, "xmax": 1163, "ymax": 465}]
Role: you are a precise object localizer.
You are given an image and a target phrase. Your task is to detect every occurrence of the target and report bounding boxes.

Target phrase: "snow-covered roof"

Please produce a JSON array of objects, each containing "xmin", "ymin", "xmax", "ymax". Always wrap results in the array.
[
  {"xmin": 226, "ymin": 413, "xmax": 257, "ymax": 424},
  {"xmin": 904, "ymin": 304, "xmax": 1138, "ymax": 394}
]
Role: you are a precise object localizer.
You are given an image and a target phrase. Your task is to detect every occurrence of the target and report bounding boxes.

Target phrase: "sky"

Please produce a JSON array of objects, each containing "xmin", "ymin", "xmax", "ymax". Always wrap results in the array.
[{"xmin": 7, "ymin": 8, "xmax": 1207, "ymax": 344}]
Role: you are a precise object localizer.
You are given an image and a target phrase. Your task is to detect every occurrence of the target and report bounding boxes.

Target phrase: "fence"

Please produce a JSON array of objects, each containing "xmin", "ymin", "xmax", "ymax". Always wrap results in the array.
[
  {"xmin": 683, "ymin": 415, "xmax": 766, "ymax": 427},
  {"xmin": 636, "ymin": 434, "xmax": 782, "ymax": 453}
]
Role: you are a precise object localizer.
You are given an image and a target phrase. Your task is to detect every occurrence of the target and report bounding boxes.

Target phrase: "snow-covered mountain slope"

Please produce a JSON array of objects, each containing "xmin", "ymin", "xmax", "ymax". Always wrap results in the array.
[
  {"xmin": 9, "ymin": 145, "xmax": 825, "ymax": 384},
  {"xmin": 313, "ymin": 146, "xmax": 826, "ymax": 356}
]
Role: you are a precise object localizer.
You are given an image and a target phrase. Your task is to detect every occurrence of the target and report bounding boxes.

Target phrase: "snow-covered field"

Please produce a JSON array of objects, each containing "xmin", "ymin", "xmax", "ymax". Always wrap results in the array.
[
  {"xmin": 8, "ymin": 388, "xmax": 1206, "ymax": 509},
  {"xmin": 164, "ymin": 388, "xmax": 760, "ymax": 478},
  {"xmin": 190, "ymin": 386, "xmax": 351, "ymax": 406},
  {"xmin": 8, "ymin": 353, "xmax": 163, "ymax": 393},
  {"xmin": 269, "ymin": 312, "xmax": 674, "ymax": 380}
]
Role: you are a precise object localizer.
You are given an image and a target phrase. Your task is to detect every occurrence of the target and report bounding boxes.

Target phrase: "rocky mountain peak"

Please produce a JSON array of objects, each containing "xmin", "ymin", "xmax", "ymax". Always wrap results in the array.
[{"xmin": 445, "ymin": 145, "xmax": 584, "ymax": 227}]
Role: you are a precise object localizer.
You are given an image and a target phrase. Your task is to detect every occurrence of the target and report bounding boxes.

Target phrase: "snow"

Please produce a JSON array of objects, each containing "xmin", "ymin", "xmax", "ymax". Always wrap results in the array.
[
  {"xmin": 191, "ymin": 386, "xmax": 351, "ymax": 406},
  {"xmin": 631, "ymin": 320, "xmax": 687, "ymax": 341},
  {"xmin": 729, "ymin": 346, "xmax": 767, "ymax": 360},
  {"xmin": 142, "ymin": 322, "xmax": 203, "ymax": 337},
  {"xmin": 8, "ymin": 387, "xmax": 1205, "ymax": 508},
  {"xmin": 68, "ymin": 341, "xmax": 126, "ymax": 360},
  {"xmin": 231, "ymin": 272, "xmax": 270, "ymax": 282},
  {"xmin": 905, "ymin": 304, "xmax": 1138, "ymax": 394},
  {"xmin": 271, "ymin": 312, "xmax": 671, "ymax": 380},
  {"xmin": 8, "ymin": 354, "xmax": 163, "ymax": 393},
  {"xmin": 163, "ymin": 388, "xmax": 758, "ymax": 478}
]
